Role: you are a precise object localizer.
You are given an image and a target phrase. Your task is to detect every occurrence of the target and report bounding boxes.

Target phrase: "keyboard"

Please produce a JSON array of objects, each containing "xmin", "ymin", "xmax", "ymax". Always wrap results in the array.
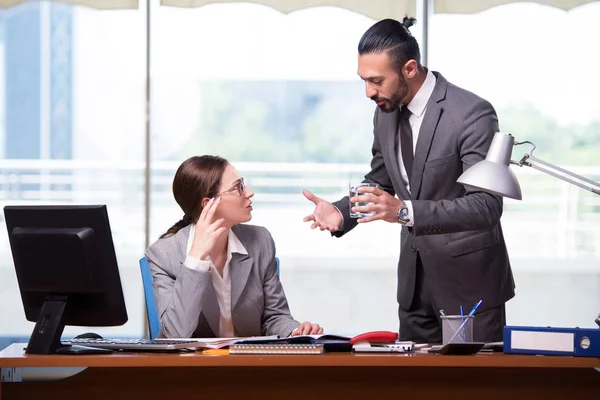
[{"xmin": 63, "ymin": 338, "xmax": 204, "ymax": 351}]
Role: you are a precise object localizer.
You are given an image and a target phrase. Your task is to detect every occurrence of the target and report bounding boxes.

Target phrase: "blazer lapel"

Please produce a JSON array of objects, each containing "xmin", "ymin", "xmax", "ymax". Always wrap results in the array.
[
  {"xmin": 410, "ymin": 73, "xmax": 447, "ymax": 199},
  {"xmin": 176, "ymin": 224, "xmax": 191, "ymax": 260},
  {"xmin": 177, "ymin": 225, "xmax": 220, "ymax": 336},
  {"xmin": 230, "ymin": 253, "xmax": 253, "ymax": 310},
  {"xmin": 383, "ymin": 110, "xmax": 411, "ymax": 200},
  {"xmin": 202, "ymin": 281, "xmax": 221, "ymax": 336}
]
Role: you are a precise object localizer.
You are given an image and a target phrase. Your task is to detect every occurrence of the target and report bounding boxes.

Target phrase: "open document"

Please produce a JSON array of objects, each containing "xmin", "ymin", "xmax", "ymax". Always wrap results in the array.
[{"xmin": 155, "ymin": 335, "xmax": 279, "ymax": 349}]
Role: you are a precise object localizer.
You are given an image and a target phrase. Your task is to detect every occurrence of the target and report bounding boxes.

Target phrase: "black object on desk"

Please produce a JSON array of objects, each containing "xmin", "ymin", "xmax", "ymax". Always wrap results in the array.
[{"xmin": 4, "ymin": 205, "xmax": 128, "ymax": 355}]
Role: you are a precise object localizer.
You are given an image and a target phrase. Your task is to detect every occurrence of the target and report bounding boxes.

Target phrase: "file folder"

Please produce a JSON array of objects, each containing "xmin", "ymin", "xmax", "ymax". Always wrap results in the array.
[{"xmin": 504, "ymin": 325, "xmax": 600, "ymax": 357}]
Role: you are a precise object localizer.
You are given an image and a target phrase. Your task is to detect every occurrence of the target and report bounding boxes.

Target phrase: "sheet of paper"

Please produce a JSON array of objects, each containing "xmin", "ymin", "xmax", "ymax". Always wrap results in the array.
[
  {"xmin": 295, "ymin": 334, "xmax": 351, "ymax": 341},
  {"xmin": 156, "ymin": 335, "xmax": 279, "ymax": 349}
]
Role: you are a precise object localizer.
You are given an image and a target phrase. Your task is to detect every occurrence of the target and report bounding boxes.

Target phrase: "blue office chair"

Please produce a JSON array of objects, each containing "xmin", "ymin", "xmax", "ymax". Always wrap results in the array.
[
  {"xmin": 139, "ymin": 257, "xmax": 160, "ymax": 340},
  {"xmin": 139, "ymin": 256, "xmax": 281, "ymax": 340}
]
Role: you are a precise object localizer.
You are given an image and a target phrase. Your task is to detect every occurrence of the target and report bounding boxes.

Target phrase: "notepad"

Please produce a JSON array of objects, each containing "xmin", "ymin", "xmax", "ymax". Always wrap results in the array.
[
  {"xmin": 236, "ymin": 334, "xmax": 350, "ymax": 344},
  {"xmin": 230, "ymin": 344, "xmax": 324, "ymax": 355},
  {"xmin": 234, "ymin": 334, "xmax": 352, "ymax": 352}
]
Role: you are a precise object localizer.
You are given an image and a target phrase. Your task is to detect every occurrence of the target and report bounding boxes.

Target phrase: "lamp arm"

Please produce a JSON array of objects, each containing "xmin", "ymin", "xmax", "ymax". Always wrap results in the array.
[{"xmin": 518, "ymin": 154, "xmax": 600, "ymax": 195}]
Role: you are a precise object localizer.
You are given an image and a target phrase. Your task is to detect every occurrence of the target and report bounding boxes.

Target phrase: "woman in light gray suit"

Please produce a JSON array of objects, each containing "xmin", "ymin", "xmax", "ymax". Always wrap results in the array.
[{"xmin": 146, "ymin": 155, "xmax": 323, "ymax": 339}]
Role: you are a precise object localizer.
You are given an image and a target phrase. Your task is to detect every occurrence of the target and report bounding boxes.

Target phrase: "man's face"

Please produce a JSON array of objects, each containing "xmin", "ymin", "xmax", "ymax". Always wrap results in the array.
[{"xmin": 358, "ymin": 51, "xmax": 408, "ymax": 113}]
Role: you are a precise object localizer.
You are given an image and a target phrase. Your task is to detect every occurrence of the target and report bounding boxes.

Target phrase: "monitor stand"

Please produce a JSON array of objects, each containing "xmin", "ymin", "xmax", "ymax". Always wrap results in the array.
[{"xmin": 26, "ymin": 295, "xmax": 111, "ymax": 355}]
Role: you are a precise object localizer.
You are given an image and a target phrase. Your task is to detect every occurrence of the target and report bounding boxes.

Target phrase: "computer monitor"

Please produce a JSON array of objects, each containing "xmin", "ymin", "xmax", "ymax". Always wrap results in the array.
[{"xmin": 3, "ymin": 205, "xmax": 128, "ymax": 354}]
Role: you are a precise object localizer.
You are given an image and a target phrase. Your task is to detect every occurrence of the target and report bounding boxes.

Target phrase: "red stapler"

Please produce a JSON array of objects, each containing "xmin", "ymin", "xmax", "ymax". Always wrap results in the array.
[{"xmin": 349, "ymin": 331, "xmax": 399, "ymax": 345}]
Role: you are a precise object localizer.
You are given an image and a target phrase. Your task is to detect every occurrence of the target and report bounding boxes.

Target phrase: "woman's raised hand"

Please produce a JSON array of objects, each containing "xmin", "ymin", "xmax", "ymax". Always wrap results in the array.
[{"xmin": 188, "ymin": 197, "xmax": 228, "ymax": 261}]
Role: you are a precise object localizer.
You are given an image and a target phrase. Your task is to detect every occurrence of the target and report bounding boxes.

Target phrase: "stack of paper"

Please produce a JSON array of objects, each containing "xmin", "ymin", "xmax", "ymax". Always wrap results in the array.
[{"xmin": 156, "ymin": 335, "xmax": 279, "ymax": 349}]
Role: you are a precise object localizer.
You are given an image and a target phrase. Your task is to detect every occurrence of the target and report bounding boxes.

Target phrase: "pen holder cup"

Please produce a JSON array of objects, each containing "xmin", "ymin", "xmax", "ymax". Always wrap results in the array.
[{"xmin": 441, "ymin": 315, "xmax": 474, "ymax": 345}]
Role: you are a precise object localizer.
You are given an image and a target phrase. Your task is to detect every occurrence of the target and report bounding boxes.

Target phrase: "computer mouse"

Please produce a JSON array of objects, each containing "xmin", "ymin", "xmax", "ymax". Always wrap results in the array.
[{"xmin": 74, "ymin": 332, "xmax": 104, "ymax": 339}]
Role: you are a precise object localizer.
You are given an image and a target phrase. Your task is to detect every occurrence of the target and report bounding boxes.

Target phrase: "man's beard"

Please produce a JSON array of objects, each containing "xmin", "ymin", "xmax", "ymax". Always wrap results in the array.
[{"xmin": 371, "ymin": 80, "xmax": 408, "ymax": 113}]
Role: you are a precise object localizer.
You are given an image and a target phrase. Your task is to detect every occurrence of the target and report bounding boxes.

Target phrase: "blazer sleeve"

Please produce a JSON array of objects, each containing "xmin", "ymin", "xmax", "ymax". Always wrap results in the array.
[
  {"xmin": 332, "ymin": 108, "xmax": 396, "ymax": 238},
  {"xmin": 411, "ymin": 99, "xmax": 504, "ymax": 235},
  {"xmin": 259, "ymin": 229, "xmax": 301, "ymax": 337},
  {"xmin": 145, "ymin": 242, "xmax": 212, "ymax": 338}
]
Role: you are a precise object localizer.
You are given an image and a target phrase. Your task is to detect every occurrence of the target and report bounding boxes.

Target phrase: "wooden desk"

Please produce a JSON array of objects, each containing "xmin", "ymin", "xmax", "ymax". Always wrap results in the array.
[{"xmin": 1, "ymin": 343, "xmax": 599, "ymax": 399}]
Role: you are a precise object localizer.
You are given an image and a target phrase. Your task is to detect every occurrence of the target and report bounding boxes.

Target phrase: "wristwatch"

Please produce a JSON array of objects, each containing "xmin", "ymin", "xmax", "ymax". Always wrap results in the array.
[{"xmin": 397, "ymin": 203, "xmax": 410, "ymax": 224}]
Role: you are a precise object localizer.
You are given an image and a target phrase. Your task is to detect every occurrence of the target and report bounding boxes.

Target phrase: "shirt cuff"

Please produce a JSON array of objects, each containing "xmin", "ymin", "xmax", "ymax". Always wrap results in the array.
[
  {"xmin": 404, "ymin": 200, "xmax": 415, "ymax": 227},
  {"xmin": 332, "ymin": 204, "xmax": 345, "ymax": 232},
  {"xmin": 183, "ymin": 255, "xmax": 211, "ymax": 272}
]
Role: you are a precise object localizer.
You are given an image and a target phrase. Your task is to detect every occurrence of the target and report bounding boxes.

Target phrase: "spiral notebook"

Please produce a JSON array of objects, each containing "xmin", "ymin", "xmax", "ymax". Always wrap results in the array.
[
  {"xmin": 233, "ymin": 334, "xmax": 352, "ymax": 352},
  {"xmin": 229, "ymin": 343, "xmax": 325, "ymax": 355}
]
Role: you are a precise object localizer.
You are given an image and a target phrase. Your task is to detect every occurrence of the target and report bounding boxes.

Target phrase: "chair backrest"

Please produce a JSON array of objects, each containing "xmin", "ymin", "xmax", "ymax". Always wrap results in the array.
[{"xmin": 139, "ymin": 257, "xmax": 160, "ymax": 339}]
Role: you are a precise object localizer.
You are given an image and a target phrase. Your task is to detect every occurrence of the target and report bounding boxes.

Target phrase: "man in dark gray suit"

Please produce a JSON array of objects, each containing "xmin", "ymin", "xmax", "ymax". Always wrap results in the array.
[{"xmin": 303, "ymin": 18, "xmax": 515, "ymax": 343}]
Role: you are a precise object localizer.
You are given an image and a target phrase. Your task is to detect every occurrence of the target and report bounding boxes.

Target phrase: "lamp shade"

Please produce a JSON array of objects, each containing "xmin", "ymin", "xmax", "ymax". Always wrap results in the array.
[{"xmin": 457, "ymin": 132, "xmax": 523, "ymax": 200}]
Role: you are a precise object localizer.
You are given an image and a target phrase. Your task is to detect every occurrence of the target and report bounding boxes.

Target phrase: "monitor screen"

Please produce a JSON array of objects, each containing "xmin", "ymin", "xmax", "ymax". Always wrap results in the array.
[{"xmin": 4, "ymin": 205, "xmax": 128, "ymax": 354}]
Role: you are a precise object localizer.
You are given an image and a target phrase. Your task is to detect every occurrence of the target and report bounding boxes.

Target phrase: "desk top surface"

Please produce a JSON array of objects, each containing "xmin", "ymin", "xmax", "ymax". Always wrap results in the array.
[{"xmin": 1, "ymin": 343, "xmax": 599, "ymax": 368}]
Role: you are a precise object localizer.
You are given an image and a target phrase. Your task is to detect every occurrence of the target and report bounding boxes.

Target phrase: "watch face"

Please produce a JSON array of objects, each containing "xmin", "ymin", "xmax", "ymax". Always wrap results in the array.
[
  {"xmin": 400, "ymin": 207, "xmax": 408, "ymax": 219},
  {"xmin": 399, "ymin": 206, "xmax": 409, "ymax": 220}
]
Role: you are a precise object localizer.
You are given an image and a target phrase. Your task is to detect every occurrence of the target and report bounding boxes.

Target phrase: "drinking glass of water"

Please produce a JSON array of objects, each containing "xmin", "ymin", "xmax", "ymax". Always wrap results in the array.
[{"xmin": 349, "ymin": 182, "xmax": 379, "ymax": 218}]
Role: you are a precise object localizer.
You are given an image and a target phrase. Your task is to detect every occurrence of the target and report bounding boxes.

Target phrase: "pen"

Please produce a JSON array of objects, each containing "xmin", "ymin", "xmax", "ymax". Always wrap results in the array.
[
  {"xmin": 447, "ymin": 300, "xmax": 483, "ymax": 344},
  {"xmin": 459, "ymin": 306, "xmax": 465, "ymax": 341},
  {"xmin": 467, "ymin": 300, "xmax": 483, "ymax": 317}
]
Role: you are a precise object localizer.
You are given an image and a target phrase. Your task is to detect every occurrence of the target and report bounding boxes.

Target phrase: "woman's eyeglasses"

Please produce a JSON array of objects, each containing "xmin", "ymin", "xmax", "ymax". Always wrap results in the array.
[{"xmin": 216, "ymin": 177, "xmax": 246, "ymax": 197}]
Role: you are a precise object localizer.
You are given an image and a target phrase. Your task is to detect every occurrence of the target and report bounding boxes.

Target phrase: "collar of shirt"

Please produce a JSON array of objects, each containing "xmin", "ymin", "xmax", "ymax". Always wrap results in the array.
[
  {"xmin": 405, "ymin": 68, "xmax": 436, "ymax": 118},
  {"xmin": 186, "ymin": 224, "xmax": 248, "ymax": 265}
]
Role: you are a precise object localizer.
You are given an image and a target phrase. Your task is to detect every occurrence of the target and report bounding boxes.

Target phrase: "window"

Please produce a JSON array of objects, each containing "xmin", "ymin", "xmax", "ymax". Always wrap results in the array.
[
  {"xmin": 150, "ymin": 4, "xmax": 400, "ymax": 334},
  {"xmin": 2, "ymin": 1, "xmax": 597, "ymax": 344},
  {"xmin": 0, "ymin": 1, "xmax": 146, "ymax": 342},
  {"xmin": 430, "ymin": 2, "xmax": 600, "ymax": 327}
]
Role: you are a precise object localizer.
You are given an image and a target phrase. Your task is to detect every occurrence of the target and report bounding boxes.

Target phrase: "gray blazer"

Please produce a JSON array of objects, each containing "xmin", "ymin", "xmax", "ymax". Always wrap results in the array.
[
  {"xmin": 145, "ymin": 224, "xmax": 300, "ymax": 338},
  {"xmin": 334, "ymin": 71, "xmax": 515, "ymax": 314}
]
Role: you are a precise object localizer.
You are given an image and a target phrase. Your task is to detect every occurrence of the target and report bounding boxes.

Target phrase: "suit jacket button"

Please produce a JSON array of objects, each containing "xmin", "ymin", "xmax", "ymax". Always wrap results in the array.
[{"xmin": 410, "ymin": 245, "xmax": 417, "ymax": 252}]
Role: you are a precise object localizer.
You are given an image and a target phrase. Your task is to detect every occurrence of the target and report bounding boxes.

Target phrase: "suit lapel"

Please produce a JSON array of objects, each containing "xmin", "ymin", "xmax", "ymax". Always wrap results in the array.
[
  {"xmin": 176, "ymin": 224, "xmax": 191, "ymax": 261},
  {"xmin": 230, "ymin": 252, "xmax": 253, "ymax": 310},
  {"xmin": 202, "ymin": 281, "xmax": 221, "ymax": 336},
  {"xmin": 177, "ymin": 225, "xmax": 220, "ymax": 336},
  {"xmin": 383, "ymin": 110, "xmax": 411, "ymax": 200},
  {"xmin": 410, "ymin": 72, "xmax": 447, "ymax": 199}
]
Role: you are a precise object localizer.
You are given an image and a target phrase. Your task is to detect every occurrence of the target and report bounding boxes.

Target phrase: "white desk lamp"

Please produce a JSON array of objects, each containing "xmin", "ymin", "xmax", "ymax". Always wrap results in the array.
[{"xmin": 457, "ymin": 132, "xmax": 600, "ymax": 200}]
